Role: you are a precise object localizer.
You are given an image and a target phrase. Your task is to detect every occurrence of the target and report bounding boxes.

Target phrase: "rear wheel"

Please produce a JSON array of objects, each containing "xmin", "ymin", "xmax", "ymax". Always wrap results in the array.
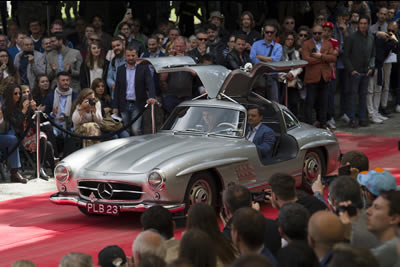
[
  {"xmin": 302, "ymin": 149, "xmax": 325, "ymax": 192},
  {"xmin": 184, "ymin": 171, "xmax": 218, "ymax": 212}
]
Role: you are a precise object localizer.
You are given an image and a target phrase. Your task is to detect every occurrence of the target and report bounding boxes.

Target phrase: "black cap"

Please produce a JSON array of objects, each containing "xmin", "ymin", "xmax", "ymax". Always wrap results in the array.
[{"xmin": 98, "ymin": 245, "xmax": 127, "ymax": 267}]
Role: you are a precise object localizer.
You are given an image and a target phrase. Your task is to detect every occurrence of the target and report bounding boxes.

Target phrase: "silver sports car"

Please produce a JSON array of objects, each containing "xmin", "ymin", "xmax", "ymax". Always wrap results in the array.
[{"xmin": 50, "ymin": 57, "xmax": 340, "ymax": 216}]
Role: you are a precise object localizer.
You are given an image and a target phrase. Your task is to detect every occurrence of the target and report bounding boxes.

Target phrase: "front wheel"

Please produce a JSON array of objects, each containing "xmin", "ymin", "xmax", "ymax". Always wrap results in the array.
[
  {"xmin": 184, "ymin": 171, "xmax": 218, "ymax": 212},
  {"xmin": 302, "ymin": 149, "xmax": 325, "ymax": 192}
]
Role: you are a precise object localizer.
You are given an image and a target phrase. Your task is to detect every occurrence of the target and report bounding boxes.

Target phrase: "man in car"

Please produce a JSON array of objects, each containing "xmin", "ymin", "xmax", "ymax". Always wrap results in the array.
[{"xmin": 246, "ymin": 106, "xmax": 276, "ymax": 162}]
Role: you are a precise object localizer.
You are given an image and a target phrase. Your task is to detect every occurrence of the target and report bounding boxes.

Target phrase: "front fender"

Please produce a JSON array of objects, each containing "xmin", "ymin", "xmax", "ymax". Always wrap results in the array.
[{"xmin": 176, "ymin": 157, "xmax": 248, "ymax": 177}]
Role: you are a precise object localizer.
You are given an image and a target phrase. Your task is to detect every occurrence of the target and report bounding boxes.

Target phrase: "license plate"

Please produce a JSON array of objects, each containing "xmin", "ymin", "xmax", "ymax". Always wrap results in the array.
[{"xmin": 87, "ymin": 202, "xmax": 120, "ymax": 216}]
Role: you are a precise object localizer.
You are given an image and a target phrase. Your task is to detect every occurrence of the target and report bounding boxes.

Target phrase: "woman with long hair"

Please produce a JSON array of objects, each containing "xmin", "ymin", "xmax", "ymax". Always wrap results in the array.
[
  {"xmin": 79, "ymin": 42, "xmax": 109, "ymax": 89},
  {"xmin": 179, "ymin": 229, "xmax": 217, "ymax": 267},
  {"xmin": 91, "ymin": 78, "xmax": 128, "ymax": 138},
  {"xmin": 3, "ymin": 84, "xmax": 55, "ymax": 180},
  {"xmin": 186, "ymin": 203, "xmax": 238, "ymax": 266},
  {"xmin": 71, "ymin": 88, "xmax": 103, "ymax": 147},
  {"xmin": 0, "ymin": 49, "xmax": 20, "ymax": 100},
  {"xmin": 91, "ymin": 78, "xmax": 111, "ymax": 117},
  {"xmin": 280, "ymin": 31, "xmax": 303, "ymax": 118},
  {"xmin": 32, "ymin": 74, "xmax": 51, "ymax": 106}
]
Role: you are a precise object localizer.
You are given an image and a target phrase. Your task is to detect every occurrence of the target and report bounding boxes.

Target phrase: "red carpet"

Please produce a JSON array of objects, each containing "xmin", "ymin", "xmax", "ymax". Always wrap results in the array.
[{"xmin": 0, "ymin": 133, "xmax": 399, "ymax": 266}]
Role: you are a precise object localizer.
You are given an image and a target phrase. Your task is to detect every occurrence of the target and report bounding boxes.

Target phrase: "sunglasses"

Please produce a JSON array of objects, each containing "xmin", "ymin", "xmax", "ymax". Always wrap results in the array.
[
  {"xmin": 197, "ymin": 38, "xmax": 208, "ymax": 41},
  {"xmin": 299, "ymin": 34, "xmax": 308, "ymax": 37},
  {"xmin": 285, "ymin": 21, "xmax": 294, "ymax": 24},
  {"xmin": 90, "ymin": 38, "xmax": 100, "ymax": 41},
  {"xmin": 14, "ymin": 92, "xmax": 21, "ymax": 95},
  {"xmin": 313, "ymin": 32, "xmax": 323, "ymax": 35},
  {"xmin": 265, "ymin": 31, "xmax": 275, "ymax": 35}
]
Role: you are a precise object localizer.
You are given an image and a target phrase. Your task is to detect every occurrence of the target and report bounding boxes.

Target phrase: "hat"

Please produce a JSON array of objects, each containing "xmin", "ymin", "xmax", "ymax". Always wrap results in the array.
[
  {"xmin": 322, "ymin": 21, "xmax": 334, "ymax": 29},
  {"xmin": 209, "ymin": 11, "xmax": 224, "ymax": 21},
  {"xmin": 357, "ymin": 168, "xmax": 397, "ymax": 196},
  {"xmin": 98, "ymin": 245, "xmax": 127, "ymax": 267}
]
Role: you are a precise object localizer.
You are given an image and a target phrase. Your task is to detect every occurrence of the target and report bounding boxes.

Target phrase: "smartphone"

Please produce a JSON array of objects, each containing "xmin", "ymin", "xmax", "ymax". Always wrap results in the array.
[
  {"xmin": 311, "ymin": 48, "xmax": 317, "ymax": 53},
  {"xmin": 251, "ymin": 191, "xmax": 270, "ymax": 202},
  {"xmin": 126, "ymin": 8, "xmax": 132, "ymax": 15},
  {"xmin": 338, "ymin": 165, "xmax": 351, "ymax": 176}
]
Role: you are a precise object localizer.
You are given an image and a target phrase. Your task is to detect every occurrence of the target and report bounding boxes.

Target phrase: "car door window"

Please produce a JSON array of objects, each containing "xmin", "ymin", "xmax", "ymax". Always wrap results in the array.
[{"xmin": 282, "ymin": 109, "xmax": 299, "ymax": 130}]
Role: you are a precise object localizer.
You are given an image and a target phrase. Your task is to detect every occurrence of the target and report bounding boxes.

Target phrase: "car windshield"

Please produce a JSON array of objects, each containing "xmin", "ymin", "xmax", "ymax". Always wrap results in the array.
[{"xmin": 162, "ymin": 106, "xmax": 246, "ymax": 137}]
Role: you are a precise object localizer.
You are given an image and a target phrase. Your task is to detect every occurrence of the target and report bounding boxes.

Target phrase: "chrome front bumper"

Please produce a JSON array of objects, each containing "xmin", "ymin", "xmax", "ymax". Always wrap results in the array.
[{"xmin": 49, "ymin": 192, "xmax": 186, "ymax": 213}]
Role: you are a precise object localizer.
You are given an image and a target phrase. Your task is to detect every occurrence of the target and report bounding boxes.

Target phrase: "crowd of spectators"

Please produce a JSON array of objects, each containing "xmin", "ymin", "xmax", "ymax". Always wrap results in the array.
[
  {"xmin": 11, "ymin": 150, "xmax": 400, "ymax": 266},
  {"xmin": 2, "ymin": 2, "xmax": 400, "ymax": 181}
]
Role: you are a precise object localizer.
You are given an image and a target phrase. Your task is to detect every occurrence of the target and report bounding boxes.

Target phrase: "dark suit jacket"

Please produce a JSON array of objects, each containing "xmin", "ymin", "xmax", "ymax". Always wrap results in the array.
[
  {"xmin": 44, "ymin": 91, "xmax": 78, "ymax": 117},
  {"xmin": 246, "ymin": 124, "xmax": 276, "ymax": 161},
  {"xmin": 301, "ymin": 39, "xmax": 336, "ymax": 84},
  {"xmin": 111, "ymin": 63, "xmax": 156, "ymax": 113}
]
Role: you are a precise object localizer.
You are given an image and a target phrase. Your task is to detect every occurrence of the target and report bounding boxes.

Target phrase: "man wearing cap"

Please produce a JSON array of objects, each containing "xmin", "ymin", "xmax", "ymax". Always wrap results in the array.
[
  {"xmin": 322, "ymin": 21, "xmax": 339, "ymax": 129},
  {"xmin": 98, "ymin": 245, "xmax": 128, "ymax": 267},
  {"xmin": 209, "ymin": 11, "xmax": 229, "ymax": 43},
  {"xmin": 367, "ymin": 190, "xmax": 400, "ymax": 267},
  {"xmin": 357, "ymin": 168, "xmax": 398, "ymax": 207},
  {"xmin": 301, "ymin": 24, "xmax": 337, "ymax": 128}
]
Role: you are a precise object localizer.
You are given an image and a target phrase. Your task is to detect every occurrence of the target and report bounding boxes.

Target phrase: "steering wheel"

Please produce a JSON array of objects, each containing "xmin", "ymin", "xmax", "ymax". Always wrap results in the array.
[{"xmin": 216, "ymin": 122, "xmax": 236, "ymax": 129}]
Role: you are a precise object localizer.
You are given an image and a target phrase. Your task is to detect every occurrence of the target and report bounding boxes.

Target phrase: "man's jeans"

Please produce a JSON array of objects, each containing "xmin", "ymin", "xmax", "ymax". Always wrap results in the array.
[
  {"xmin": 305, "ymin": 80, "xmax": 329, "ymax": 125},
  {"xmin": 347, "ymin": 73, "xmax": 370, "ymax": 122},
  {"xmin": 121, "ymin": 102, "xmax": 142, "ymax": 136},
  {"xmin": 327, "ymin": 79, "xmax": 337, "ymax": 120},
  {"xmin": 0, "ymin": 134, "xmax": 21, "ymax": 169},
  {"xmin": 336, "ymin": 68, "xmax": 347, "ymax": 116},
  {"xmin": 265, "ymin": 74, "xmax": 279, "ymax": 102}
]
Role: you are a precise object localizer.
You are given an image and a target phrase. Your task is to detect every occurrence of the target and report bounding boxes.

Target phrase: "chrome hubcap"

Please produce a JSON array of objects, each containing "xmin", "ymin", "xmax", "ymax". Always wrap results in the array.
[
  {"xmin": 189, "ymin": 179, "xmax": 211, "ymax": 205},
  {"xmin": 303, "ymin": 152, "xmax": 321, "ymax": 185}
]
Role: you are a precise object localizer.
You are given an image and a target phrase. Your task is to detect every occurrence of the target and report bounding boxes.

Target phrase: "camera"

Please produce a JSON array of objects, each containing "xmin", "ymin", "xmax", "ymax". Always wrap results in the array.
[
  {"xmin": 336, "ymin": 204, "xmax": 358, "ymax": 217},
  {"xmin": 23, "ymin": 51, "xmax": 34, "ymax": 56},
  {"xmin": 251, "ymin": 191, "xmax": 271, "ymax": 202},
  {"xmin": 88, "ymin": 98, "xmax": 95, "ymax": 106}
]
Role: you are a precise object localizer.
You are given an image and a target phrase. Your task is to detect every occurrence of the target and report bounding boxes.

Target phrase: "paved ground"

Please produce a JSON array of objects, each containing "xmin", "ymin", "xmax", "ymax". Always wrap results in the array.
[{"xmin": 1, "ymin": 108, "xmax": 400, "ymax": 202}]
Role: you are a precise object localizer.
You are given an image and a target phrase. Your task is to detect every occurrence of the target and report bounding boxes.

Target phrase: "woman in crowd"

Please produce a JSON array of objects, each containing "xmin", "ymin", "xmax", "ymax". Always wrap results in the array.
[
  {"xmin": 179, "ymin": 228, "xmax": 217, "ymax": 267},
  {"xmin": 0, "ymin": 49, "xmax": 20, "ymax": 101},
  {"xmin": 80, "ymin": 42, "xmax": 109, "ymax": 89},
  {"xmin": 225, "ymin": 34, "xmax": 252, "ymax": 70},
  {"xmin": 91, "ymin": 78, "xmax": 128, "ymax": 138},
  {"xmin": 71, "ymin": 88, "xmax": 102, "ymax": 147},
  {"xmin": 3, "ymin": 84, "xmax": 55, "ymax": 180},
  {"xmin": 32, "ymin": 74, "xmax": 51, "ymax": 106},
  {"xmin": 165, "ymin": 41, "xmax": 176, "ymax": 56},
  {"xmin": 186, "ymin": 203, "xmax": 238, "ymax": 267},
  {"xmin": 296, "ymin": 26, "xmax": 310, "ymax": 53},
  {"xmin": 280, "ymin": 31, "xmax": 303, "ymax": 118},
  {"xmin": 91, "ymin": 78, "xmax": 111, "ymax": 117}
]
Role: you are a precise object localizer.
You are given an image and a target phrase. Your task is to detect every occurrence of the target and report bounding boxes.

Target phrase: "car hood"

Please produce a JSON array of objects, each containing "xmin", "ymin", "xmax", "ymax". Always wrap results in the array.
[{"xmin": 83, "ymin": 133, "xmax": 239, "ymax": 174}]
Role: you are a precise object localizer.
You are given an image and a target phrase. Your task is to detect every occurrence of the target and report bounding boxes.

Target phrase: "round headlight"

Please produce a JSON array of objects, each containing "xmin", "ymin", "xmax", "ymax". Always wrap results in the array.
[
  {"xmin": 148, "ymin": 170, "xmax": 165, "ymax": 191},
  {"xmin": 54, "ymin": 164, "xmax": 70, "ymax": 184}
]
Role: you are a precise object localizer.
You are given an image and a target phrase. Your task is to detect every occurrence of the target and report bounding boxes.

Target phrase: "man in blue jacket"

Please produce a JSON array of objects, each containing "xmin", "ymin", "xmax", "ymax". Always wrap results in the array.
[{"xmin": 246, "ymin": 106, "xmax": 276, "ymax": 162}]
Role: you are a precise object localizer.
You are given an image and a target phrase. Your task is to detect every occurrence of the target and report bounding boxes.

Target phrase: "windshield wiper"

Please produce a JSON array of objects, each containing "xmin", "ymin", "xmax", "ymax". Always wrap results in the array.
[{"xmin": 175, "ymin": 128, "xmax": 206, "ymax": 134}]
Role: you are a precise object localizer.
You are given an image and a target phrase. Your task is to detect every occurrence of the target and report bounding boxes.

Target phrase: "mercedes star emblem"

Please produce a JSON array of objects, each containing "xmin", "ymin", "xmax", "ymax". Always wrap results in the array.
[{"xmin": 97, "ymin": 183, "xmax": 114, "ymax": 199}]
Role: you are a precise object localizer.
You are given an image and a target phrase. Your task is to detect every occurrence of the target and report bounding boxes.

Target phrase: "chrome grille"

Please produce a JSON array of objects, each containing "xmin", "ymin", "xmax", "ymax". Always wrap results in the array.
[{"xmin": 78, "ymin": 181, "xmax": 144, "ymax": 200}]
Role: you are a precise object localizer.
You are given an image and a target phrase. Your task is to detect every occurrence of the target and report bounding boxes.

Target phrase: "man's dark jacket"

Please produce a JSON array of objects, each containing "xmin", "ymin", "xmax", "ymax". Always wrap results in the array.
[{"xmin": 111, "ymin": 63, "xmax": 156, "ymax": 112}]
